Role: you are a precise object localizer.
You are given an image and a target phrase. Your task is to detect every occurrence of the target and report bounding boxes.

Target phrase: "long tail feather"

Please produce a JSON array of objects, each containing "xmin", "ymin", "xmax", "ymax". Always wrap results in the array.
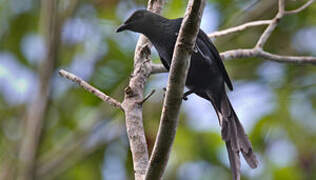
[
  {"xmin": 226, "ymin": 141, "xmax": 240, "ymax": 180},
  {"xmin": 234, "ymin": 116, "xmax": 258, "ymax": 168},
  {"xmin": 207, "ymin": 91, "xmax": 258, "ymax": 180}
]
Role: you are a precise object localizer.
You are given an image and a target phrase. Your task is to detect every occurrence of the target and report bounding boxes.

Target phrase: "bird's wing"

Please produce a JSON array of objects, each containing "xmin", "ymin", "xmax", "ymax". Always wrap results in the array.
[{"xmin": 197, "ymin": 30, "xmax": 233, "ymax": 91}]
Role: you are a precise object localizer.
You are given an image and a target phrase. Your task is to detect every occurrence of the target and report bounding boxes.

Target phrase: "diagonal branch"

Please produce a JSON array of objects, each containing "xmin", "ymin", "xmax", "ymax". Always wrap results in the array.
[
  {"xmin": 58, "ymin": 69, "xmax": 123, "ymax": 110},
  {"xmin": 144, "ymin": 0, "xmax": 206, "ymax": 179},
  {"xmin": 208, "ymin": 20, "xmax": 272, "ymax": 38},
  {"xmin": 256, "ymin": 0, "xmax": 285, "ymax": 49},
  {"xmin": 139, "ymin": 89, "xmax": 156, "ymax": 105},
  {"xmin": 285, "ymin": 0, "xmax": 315, "ymax": 15}
]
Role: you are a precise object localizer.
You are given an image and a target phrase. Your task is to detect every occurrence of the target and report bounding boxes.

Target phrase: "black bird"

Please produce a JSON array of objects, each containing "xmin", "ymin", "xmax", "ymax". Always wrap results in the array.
[{"xmin": 116, "ymin": 10, "xmax": 258, "ymax": 180}]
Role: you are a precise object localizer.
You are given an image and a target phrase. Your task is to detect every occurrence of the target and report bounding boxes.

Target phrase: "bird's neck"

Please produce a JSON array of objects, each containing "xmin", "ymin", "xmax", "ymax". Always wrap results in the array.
[
  {"xmin": 142, "ymin": 18, "xmax": 169, "ymax": 40},
  {"xmin": 142, "ymin": 18, "xmax": 182, "ymax": 50}
]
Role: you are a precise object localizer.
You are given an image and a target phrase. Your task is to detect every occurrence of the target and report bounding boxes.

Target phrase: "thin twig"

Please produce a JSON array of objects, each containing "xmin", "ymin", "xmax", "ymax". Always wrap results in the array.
[
  {"xmin": 221, "ymin": 48, "xmax": 316, "ymax": 64},
  {"xmin": 139, "ymin": 89, "xmax": 156, "ymax": 105},
  {"xmin": 145, "ymin": 0, "xmax": 206, "ymax": 179},
  {"xmin": 285, "ymin": 0, "xmax": 315, "ymax": 15},
  {"xmin": 257, "ymin": 49, "xmax": 316, "ymax": 64},
  {"xmin": 58, "ymin": 69, "xmax": 123, "ymax": 110},
  {"xmin": 208, "ymin": 20, "xmax": 272, "ymax": 38}
]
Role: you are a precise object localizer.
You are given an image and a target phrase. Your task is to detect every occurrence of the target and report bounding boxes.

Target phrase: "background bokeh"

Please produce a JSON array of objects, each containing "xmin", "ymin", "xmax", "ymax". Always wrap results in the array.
[{"xmin": 0, "ymin": 0, "xmax": 316, "ymax": 179}]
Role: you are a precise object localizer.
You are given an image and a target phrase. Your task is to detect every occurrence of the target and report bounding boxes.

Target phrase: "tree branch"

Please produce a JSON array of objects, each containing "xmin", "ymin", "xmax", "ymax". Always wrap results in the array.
[
  {"xmin": 144, "ymin": 0, "xmax": 206, "ymax": 179},
  {"xmin": 255, "ymin": 0, "xmax": 285, "ymax": 49},
  {"xmin": 121, "ymin": 1, "xmax": 165, "ymax": 180},
  {"xmin": 223, "ymin": 0, "xmax": 315, "ymax": 64},
  {"xmin": 256, "ymin": 49, "xmax": 316, "ymax": 64},
  {"xmin": 208, "ymin": 20, "xmax": 272, "ymax": 39},
  {"xmin": 285, "ymin": 0, "xmax": 315, "ymax": 15},
  {"xmin": 221, "ymin": 48, "xmax": 316, "ymax": 64},
  {"xmin": 151, "ymin": 46, "xmax": 316, "ymax": 74},
  {"xmin": 220, "ymin": 48, "xmax": 259, "ymax": 60},
  {"xmin": 58, "ymin": 69, "xmax": 123, "ymax": 110},
  {"xmin": 121, "ymin": 36, "xmax": 151, "ymax": 180},
  {"xmin": 149, "ymin": 0, "xmax": 316, "ymax": 72},
  {"xmin": 139, "ymin": 89, "xmax": 156, "ymax": 105}
]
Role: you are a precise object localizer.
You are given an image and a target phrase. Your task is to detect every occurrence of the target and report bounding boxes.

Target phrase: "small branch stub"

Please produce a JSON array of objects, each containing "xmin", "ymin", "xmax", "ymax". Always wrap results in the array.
[{"xmin": 138, "ymin": 89, "xmax": 156, "ymax": 105}]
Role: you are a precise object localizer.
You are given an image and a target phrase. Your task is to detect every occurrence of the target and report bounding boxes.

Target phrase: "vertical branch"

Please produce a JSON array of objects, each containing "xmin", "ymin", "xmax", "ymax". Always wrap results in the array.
[
  {"xmin": 145, "ymin": 0, "xmax": 206, "ymax": 179},
  {"xmin": 18, "ymin": 0, "xmax": 60, "ymax": 179},
  {"xmin": 121, "ymin": 1, "xmax": 165, "ymax": 180}
]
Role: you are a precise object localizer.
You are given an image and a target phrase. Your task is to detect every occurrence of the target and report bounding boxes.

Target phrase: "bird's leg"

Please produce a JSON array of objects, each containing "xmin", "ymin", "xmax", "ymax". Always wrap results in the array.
[
  {"xmin": 163, "ymin": 88, "xmax": 194, "ymax": 101},
  {"xmin": 183, "ymin": 89, "xmax": 194, "ymax": 101}
]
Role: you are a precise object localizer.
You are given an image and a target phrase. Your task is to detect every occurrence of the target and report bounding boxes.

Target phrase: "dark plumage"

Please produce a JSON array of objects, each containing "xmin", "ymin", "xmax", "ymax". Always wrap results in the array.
[{"xmin": 117, "ymin": 10, "xmax": 258, "ymax": 180}]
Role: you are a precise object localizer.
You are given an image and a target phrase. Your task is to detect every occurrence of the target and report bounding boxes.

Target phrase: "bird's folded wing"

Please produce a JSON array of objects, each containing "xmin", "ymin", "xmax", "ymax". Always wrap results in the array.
[{"xmin": 196, "ymin": 31, "xmax": 233, "ymax": 91}]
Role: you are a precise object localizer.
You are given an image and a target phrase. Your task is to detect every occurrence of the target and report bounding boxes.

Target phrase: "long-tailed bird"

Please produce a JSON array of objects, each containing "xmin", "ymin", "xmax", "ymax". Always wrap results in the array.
[{"xmin": 116, "ymin": 10, "xmax": 258, "ymax": 180}]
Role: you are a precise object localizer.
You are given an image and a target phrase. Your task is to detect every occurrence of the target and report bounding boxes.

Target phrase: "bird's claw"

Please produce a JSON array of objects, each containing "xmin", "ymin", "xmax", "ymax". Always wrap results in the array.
[{"xmin": 182, "ymin": 89, "xmax": 194, "ymax": 101}]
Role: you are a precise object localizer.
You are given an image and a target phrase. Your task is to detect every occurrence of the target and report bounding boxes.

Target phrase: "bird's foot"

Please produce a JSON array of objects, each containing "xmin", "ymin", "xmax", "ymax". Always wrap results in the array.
[
  {"xmin": 182, "ymin": 89, "xmax": 194, "ymax": 101},
  {"xmin": 163, "ymin": 88, "xmax": 193, "ymax": 101}
]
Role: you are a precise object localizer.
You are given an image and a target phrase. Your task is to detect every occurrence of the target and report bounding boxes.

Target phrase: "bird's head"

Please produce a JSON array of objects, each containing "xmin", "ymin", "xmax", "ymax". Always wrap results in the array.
[{"xmin": 116, "ymin": 10, "xmax": 156, "ymax": 33}]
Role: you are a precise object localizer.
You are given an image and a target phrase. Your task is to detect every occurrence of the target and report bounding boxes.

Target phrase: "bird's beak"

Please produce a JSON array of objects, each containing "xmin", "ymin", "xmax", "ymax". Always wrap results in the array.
[{"xmin": 116, "ymin": 23, "xmax": 129, "ymax": 33}]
